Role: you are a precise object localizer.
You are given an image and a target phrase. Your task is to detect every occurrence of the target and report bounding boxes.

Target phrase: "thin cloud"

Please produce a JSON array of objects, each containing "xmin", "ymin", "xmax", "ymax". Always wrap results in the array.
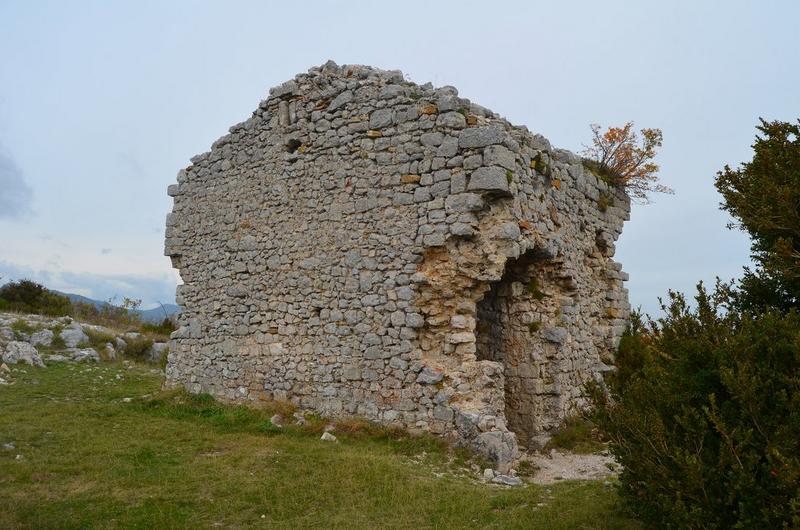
[{"xmin": 0, "ymin": 145, "xmax": 33, "ymax": 220}]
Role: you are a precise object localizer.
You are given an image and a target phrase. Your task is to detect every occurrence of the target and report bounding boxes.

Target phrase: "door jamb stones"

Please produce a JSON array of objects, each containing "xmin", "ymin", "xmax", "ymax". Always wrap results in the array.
[{"xmin": 474, "ymin": 249, "xmax": 569, "ymax": 449}]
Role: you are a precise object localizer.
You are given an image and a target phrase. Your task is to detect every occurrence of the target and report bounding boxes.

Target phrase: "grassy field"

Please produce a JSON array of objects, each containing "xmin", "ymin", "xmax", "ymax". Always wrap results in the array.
[{"xmin": 0, "ymin": 362, "xmax": 641, "ymax": 529}]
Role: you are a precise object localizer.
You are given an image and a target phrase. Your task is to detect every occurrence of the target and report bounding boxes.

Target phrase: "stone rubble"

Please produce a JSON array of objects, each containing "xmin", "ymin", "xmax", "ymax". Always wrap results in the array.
[{"xmin": 165, "ymin": 61, "xmax": 631, "ymax": 470}]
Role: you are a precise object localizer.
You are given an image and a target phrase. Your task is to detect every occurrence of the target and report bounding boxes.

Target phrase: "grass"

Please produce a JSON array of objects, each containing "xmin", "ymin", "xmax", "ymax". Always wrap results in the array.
[
  {"xmin": 0, "ymin": 363, "xmax": 640, "ymax": 529},
  {"xmin": 11, "ymin": 319, "xmax": 38, "ymax": 335},
  {"xmin": 581, "ymin": 158, "xmax": 620, "ymax": 188},
  {"xmin": 527, "ymin": 278, "xmax": 547, "ymax": 301},
  {"xmin": 80, "ymin": 328, "xmax": 117, "ymax": 349},
  {"xmin": 11, "ymin": 318, "xmax": 39, "ymax": 340},
  {"xmin": 121, "ymin": 335, "xmax": 154, "ymax": 360},
  {"xmin": 544, "ymin": 416, "xmax": 607, "ymax": 455},
  {"xmin": 532, "ymin": 154, "xmax": 551, "ymax": 177},
  {"xmin": 597, "ymin": 190, "xmax": 613, "ymax": 213}
]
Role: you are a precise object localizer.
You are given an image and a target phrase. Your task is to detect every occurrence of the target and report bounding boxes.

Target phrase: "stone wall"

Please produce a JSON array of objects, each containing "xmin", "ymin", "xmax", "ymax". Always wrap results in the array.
[{"xmin": 164, "ymin": 61, "xmax": 630, "ymax": 469}]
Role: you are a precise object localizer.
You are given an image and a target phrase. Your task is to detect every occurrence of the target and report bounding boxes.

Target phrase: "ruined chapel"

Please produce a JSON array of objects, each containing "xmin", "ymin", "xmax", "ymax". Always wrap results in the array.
[{"xmin": 164, "ymin": 61, "xmax": 631, "ymax": 468}]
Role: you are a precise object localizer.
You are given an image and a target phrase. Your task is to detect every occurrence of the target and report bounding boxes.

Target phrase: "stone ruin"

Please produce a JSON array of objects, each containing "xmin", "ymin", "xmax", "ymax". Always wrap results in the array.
[{"xmin": 164, "ymin": 61, "xmax": 631, "ymax": 470}]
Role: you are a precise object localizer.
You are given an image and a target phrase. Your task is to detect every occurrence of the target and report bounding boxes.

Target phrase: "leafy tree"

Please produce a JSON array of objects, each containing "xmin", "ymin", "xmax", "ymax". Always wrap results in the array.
[
  {"xmin": 591, "ymin": 284, "xmax": 800, "ymax": 528},
  {"xmin": 715, "ymin": 118, "xmax": 800, "ymax": 312},
  {"xmin": 581, "ymin": 122, "xmax": 672, "ymax": 203},
  {"xmin": 590, "ymin": 118, "xmax": 800, "ymax": 527}
]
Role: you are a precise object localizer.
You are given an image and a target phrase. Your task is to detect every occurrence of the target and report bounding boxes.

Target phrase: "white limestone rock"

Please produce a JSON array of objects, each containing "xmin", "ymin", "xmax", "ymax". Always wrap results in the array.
[
  {"xmin": 2, "ymin": 341, "xmax": 44, "ymax": 367},
  {"xmin": 60, "ymin": 324, "xmax": 89, "ymax": 348},
  {"xmin": 29, "ymin": 329, "xmax": 54, "ymax": 347}
]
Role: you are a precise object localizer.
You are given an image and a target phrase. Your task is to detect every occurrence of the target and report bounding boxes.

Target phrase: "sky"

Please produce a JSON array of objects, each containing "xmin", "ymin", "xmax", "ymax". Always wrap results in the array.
[{"xmin": 0, "ymin": 1, "xmax": 798, "ymax": 312}]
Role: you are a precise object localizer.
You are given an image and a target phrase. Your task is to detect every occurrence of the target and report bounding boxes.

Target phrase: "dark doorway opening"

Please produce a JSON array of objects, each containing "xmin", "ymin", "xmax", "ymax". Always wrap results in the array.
[{"xmin": 475, "ymin": 251, "xmax": 555, "ymax": 448}]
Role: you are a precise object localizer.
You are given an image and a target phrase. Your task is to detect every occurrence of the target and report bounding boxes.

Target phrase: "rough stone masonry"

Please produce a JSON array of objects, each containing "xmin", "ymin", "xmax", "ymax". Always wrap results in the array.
[{"xmin": 164, "ymin": 61, "xmax": 631, "ymax": 470}]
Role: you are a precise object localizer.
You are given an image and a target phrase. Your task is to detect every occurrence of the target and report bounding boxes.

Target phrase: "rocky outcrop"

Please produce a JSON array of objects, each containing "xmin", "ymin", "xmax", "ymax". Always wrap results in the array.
[
  {"xmin": 165, "ymin": 61, "xmax": 631, "ymax": 469},
  {"xmin": 0, "ymin": 313, "xmax": 168, "ymax": 367},
  {"xmin": 60, "ymin": 323, "xmax": 89, "ymax": 348},
  {"xmin": 2, "ymin": 341, "xmax": 44, "ymax": 367}
]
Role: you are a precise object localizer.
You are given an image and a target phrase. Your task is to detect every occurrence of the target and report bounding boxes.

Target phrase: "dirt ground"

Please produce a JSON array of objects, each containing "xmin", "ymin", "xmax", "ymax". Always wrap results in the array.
[{"xmin": 522, "ymin": 450, "xmax": 620, "ymax": 485}]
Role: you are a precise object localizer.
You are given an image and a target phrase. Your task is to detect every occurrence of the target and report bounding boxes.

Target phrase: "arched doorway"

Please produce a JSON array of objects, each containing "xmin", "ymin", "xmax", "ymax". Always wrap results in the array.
[{"xmin": 474, "ymin": 250, "xmax": 566, "ymax": 448}]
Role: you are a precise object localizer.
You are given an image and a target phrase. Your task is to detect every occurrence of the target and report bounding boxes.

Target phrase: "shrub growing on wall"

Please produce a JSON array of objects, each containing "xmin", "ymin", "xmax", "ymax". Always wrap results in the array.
[
  {"xmin": 591, "ymin": 284, "xmax": 800, "ymax": 528},
  {"xmin": 581, "ymin": 122, "xmax": 672, "ymax": 203}
]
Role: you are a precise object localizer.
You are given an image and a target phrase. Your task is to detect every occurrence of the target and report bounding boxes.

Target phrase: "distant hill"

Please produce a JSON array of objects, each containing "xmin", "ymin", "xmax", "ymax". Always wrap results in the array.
[
  {"xmin": 137, "ymin": 304, "xmax": 181, "ymax": 323},
  {"xmin": 55, "ymin": 291, "xmax": 180, "ymax": 323}
]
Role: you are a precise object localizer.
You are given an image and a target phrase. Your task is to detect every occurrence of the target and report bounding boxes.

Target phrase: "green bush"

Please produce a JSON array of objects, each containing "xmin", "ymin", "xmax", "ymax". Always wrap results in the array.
[
  {"xmin": 543, "ymin": 415, "xmax": 605, "ymax": 454},
  {"xmin": 141, "ymin": 317, "xmax": 177, "ymax": 339},
  {"xmin": 79, "ymin": 329, "xmax": 117, "ymax": 356},
  {"xmin": 591, "ymin": 284, "xmax": 800, "ymax": 528},
  {"xmin": 11, "ymin": 319, "xmax": 37, "ymax": 337},
  {"xmin": 123, "ymin": 336, "xmax": 154, "ymax": 360},
  {"xmin": 0, "ymin": 280, "xmax": 72, "ymax": 316}
]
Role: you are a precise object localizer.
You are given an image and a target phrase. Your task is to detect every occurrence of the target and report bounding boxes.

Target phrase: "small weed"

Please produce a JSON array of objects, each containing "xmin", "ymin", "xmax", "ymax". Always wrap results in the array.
[
  {"xmin": 597, "ymin": 191, "xmax": 612, "ymax": 213},
  {"xmin": 270, "ymin": 399, "xmax": 299, "ymax": 418},
  {"xmin": 582, "ymin": 158, "xmax": 619, "ymax": 187},
  {"xmin": 544, "ymin": 415, "xmax": 606, "ymax": 454},
  {"xmin": 11, "ymin": 319, "xmax": 37, "ymax": 338},
  {"xmin": 516, "ymin": 459, "xmax": 540, "ymax": 477},
  {"xmin": 490, "ymin": 496, "xmax": 513, "ymax": 511},
  {"xmin": 532, "ymin": 154, "xmax": 551, "ymax": 177},
  {"xmin": 409, "ymin": 92, "xmax": 421, "ymax": 101},
  {"xmin": 528, "ymin": 321, "xmax": 542, "ymax": 333},
  {"xmin": 506, "ymin": 169, "xmax": 513, "ymax": 184},
  {"xmin": 79, "ymin": 328, "xmax": 116, "ymax": 351},
  {"xmin": 527, "ymin": 278, "xmax": 547, "ymax": 301},
  {"xmin": 123, "ymin": 335, "xmax": 154, "ymax": 360},
  {"xmin": 258, "ymin": 420, "xmax": 283, "ymax": 434},
  {"xmin": 158, "ymin": 347, "xmax": 170, "ymax": 370},
  {"xmin": 50, "ymin": 333, "xmax": 67, "ymax": 350}
]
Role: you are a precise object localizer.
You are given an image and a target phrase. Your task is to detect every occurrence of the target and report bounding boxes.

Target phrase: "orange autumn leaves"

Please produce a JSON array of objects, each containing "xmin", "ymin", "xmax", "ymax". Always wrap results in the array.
[{"xmin": 581, "ymin": 122, "xmax": 673, "ymax": 203}]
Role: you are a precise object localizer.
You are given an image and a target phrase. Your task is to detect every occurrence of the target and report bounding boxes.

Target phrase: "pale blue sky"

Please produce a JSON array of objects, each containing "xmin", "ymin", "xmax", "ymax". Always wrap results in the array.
[{"xmin": 1, "ymin": 1, "xmax": 798, "ymax": 312}]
